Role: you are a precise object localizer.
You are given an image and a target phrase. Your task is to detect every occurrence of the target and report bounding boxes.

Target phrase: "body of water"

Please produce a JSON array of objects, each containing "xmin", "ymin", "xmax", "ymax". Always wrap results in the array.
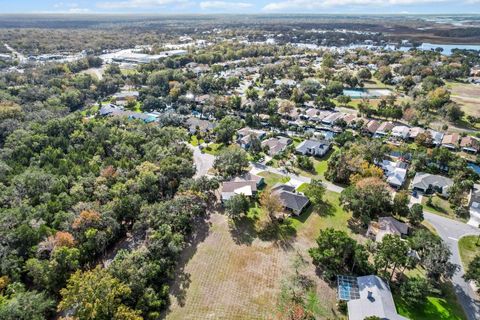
[
  {"xmin": 420, "ymin": 43, "xmax": 480, "ymax": 55},
  {"xmin": 343, "ymin": 88, "xmax": 392, "ymax": 99}
]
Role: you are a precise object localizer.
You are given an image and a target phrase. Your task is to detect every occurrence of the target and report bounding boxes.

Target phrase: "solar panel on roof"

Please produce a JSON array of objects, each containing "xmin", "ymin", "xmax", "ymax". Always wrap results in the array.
[{"xmin": 337, "ymin": 275, "xmax": 360, "ymax": 301}]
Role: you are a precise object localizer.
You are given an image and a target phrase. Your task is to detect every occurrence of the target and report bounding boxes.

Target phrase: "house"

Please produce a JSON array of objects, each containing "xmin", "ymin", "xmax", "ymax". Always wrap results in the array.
[
  {"xmin": 99, "ymin": 103, "xmax": 125, "ymax": 117},
  {"xmin": 427, "ymin": 129, "xmax": 444, "ymax": 146},
  {"xmin": 375, "ymin": 121, "xmax": 394, "ymax": 137},
  {"xmin": 380, "ymin": 160, "xmax": 407, "ymax": 188},
  {"xmin": 322, "ymin": 112, "xmax": 343, "ymax": 126},
  {"xmin": 185, "ymin": 117, "xmax": 216, "ymax": 134},
  {"xmin": 442, "ymin": 133, "xmax": 460, "ymax": 150},
  {"xmin": 344, "ymin": 275, "xmax": 408, "ymax": 320},
  {"xmin": 296, "ymin": 140, "xmax": 331, "ymax": 157},
  {"xmin": 237, "ymin": 127, "xmax": 266, "ymax": 149},
  {"xmin": 261, "ymin": 137, "xmax": 291, "ymax": 156},
  {"xmin": 367, "ymin": 217, "xmax": 409, "ymax": 242},
  {"xmin": 271, "ymin": 184, "xmax": 310, "ymax": 215},
  {"xmin": 461, "ymin": 136, "xmax": 480, "ymax": 154},
  {"xmin": 112, "ymin": 91, "xmax": 139, "ymax": 106},
  {"xmin": 233, "ymin": 172, "xmax": 264, "ymax": 188},
  {"xmin": 391, "ymin": 125, "xmax": 410, "ymax": 140},
  {"xmin": 408, "ymin": 127, "xmax": 425, "ymax": 141},
  {"xmin": 341, "ymin": 114, "xmax": 357, "ymax": 127},
  {"xmin": 412, "ymin": 172, "xmax": 453, "ymax": 197},
  {"xmin": 221, "ymin": 180, "xmax": 258, "ymax": 202},
  {"xmin": 468, "ymin": 184, "xmax": 480, "ymax": 227},
  {"xmin": 364, "ymin": 120, "xmax": 380, "ymax": 135}
]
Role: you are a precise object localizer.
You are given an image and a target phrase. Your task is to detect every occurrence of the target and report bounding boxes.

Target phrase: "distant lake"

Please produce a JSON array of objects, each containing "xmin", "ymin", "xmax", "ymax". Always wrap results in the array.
[
  {"xmin": 419, "ymin": 43, "xmax": 480, "ymax": 55},
  {"xmin": 343, "ymin": 88, "xmax": 392, "ymax": 99}
]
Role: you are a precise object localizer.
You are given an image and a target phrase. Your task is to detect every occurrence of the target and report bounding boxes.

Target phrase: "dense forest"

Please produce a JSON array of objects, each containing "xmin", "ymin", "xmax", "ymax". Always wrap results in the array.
[{"xmin": 0, "ymin": 115, "xmax": 218, "ymax": 319}]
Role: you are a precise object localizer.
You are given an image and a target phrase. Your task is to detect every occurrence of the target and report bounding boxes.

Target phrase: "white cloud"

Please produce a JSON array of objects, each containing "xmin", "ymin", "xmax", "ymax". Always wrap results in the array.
[
  {"xmin": 96, "ymin": 0, "xmax": 187, "ymax": 9},
  {"xmin": 263, "ymin": 0, "xmax": 448, "ymax": 11},
  {"xmin": 200, "ymin": 1, "xmax": 254, "ymax": 9}
]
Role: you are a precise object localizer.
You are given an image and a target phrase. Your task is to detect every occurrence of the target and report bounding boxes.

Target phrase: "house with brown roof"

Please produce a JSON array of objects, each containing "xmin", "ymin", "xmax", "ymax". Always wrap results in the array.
[
  {"xmin": 364, "ymin": 120, "xmax": 380, "ymax": 135},
  {"xmin": 461, "ymin": 136, "xmax": 480, "ymax": 154},
  {"xmin": 375, "ymin": 122, "xmax": 394, "ymax": 137},
  {"xmin": 221, "ymin": 180, "xmax": 257, "ymax": 201},
  {"xmin": 441, "ymin": 133, "xmax": 460, "ymax": 150}
]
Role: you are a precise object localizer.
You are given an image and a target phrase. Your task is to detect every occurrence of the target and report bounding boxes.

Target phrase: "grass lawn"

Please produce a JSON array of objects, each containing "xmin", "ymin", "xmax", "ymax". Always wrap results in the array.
[
  {"xmin": 291, "ymin": 186, "xmax": 354, "ymax": 238},
  {"xmin": 395, "ymin": 282, "xmax": 467, "ymax": 320},
  {"xmin": 422, "ymin": 195, "xmax": 459, "ymax": 220},
  {"xmin": 189, "ymin": 135, "xmax": 204, "ymax": 147},
  {"xmin": 257, "ymin": 171, "xmax": 290, "ymax": 187},
  {"xmin": 203, "ymin": 142, "xmax": 225, "ymax": 155},
  {"xmin": 295, "ymin": 147, "xmax": 336, "ymax": 180},
  {"xmin": 458, "ymin": 235, "xmax": 480, "ymax": 268}
]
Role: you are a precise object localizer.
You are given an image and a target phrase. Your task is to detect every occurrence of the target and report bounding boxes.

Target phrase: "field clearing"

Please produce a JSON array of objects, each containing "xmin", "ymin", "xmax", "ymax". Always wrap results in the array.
[
  {"xmin": 447, "ymin": 82, "xmax": 480, "ymax": 118},
  {"xmin": 165, "ymin": 193, "xmax": 348, "ymax": 319}
]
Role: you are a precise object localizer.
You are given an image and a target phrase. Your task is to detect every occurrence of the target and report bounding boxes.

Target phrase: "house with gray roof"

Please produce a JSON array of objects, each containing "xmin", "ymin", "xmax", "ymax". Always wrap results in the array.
[
  {"xmin": 367, "ymin": 217, "xmax": 409, "ymax": 242},
  {"xmin": 346, "ymin": 275, "xmax": 408, "ymax": 320},
  {"xmin": 271, "ymin": 184, "xmax": 309, "ymax": 215},
  {"xmin": 261, "ymin": 137, "xmax": 291, "ymax": 156},
  {"xmin": 185, "ymin": 117, "xmax": 216, "ymax": 134},
  {"xmin": 412, "ymin": 172, "xmax": 453, "ymax": 197},
  {"xmin": 427, "ymin": 129, "xmax": 444, "ymax": 146},
  {"xmin": 296, "ymin": 139, "xmax": 331, "ymax": 157}
]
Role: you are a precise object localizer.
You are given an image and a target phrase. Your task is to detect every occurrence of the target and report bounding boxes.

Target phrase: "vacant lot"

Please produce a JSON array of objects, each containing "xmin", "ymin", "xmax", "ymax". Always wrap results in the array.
[
  {"xmin": 165, "ymin": 192, "xmax": 350, "ymax": 320},
  {"xmin": 448, "ymin": 82, "xmax": 480, "ymax": 118}
]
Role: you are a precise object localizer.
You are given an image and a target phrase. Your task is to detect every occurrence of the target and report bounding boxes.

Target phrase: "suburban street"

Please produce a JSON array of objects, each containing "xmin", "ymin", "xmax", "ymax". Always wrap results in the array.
[{"xmin": 424, "ymin": 211, "xmax": 480, "ymax": 320}]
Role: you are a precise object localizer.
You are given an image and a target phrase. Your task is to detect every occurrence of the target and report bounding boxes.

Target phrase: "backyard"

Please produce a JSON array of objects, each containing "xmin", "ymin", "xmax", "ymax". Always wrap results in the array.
[{"xmin": 395, "ymin": 282, "xmax": 467, "ymax": 320}]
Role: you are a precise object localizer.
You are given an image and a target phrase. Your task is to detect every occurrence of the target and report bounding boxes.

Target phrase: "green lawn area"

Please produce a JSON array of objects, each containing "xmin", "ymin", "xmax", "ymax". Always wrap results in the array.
[
  {"xmin": 257, "ymin": 171, "xmax": 290, "ymax": 187},
  {"xmin": 395, "ymin": 282, "xmax": 467, "ymax": 320},
  {"xmin": 203, "ymin": 143, "xmax": 225, "ymax": 155},
  {"xmin": 295, "ymin": 147, "xmax": 336, "ymax": 180},
  {"xmin": 291, "ymin": 186, "xmax": 354, "ymax": 237},
  {"xmin": 458, "ymin": 235, "xmax": 480, "ymax": 268},
  {"xmin": 422, "ymin": 195, "xmax": 458, "ymax": 219},
  {"xmin": 189, "ymin": 135, "xmax": 204, "ymax": 147}
]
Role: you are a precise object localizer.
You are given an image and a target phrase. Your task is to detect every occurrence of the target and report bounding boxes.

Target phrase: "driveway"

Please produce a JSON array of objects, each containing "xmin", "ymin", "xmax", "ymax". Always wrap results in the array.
[
  {"xmin": 190, "ymin": 146, "xmax": 214, "ymax": 178},
  {"xmin": 250, "ymin": 162, "xmax": 344, "ymax": 193},
  {"xmin": 423, "ymin": 212, "xmax": 480, "ymax": 320}
]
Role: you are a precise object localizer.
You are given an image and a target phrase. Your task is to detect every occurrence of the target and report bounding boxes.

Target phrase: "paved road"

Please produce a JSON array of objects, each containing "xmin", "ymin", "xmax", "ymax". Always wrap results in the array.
[
  {"xmin": 423, "ymin": 212, "xmax": 480, "ymax": 320},
  {"xmin": 190, "ymin": 146, "xmax": 214, "ymax": 178}
]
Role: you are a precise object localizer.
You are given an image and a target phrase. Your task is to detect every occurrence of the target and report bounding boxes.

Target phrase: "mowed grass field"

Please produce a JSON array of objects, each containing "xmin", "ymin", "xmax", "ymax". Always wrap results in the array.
[
  {"xmin": 447, "ymin": 81, "xmax": 480, "ymax": 118},
  {"xmin": 165, "ymin": 190, "xmax": 351, "ymax": 320}
]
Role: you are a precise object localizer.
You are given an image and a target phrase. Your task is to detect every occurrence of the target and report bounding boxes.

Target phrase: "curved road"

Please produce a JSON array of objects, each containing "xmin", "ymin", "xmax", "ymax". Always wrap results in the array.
[{"xmin": 423, "ymin": 212, "xmax": 480, "ymax": 320}]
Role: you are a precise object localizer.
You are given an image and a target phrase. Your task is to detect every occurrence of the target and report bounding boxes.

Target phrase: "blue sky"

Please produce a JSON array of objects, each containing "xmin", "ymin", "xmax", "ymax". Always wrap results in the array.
[{"xmin": 0, "ymin": 0, "xmax": 479, "ymax": 14}]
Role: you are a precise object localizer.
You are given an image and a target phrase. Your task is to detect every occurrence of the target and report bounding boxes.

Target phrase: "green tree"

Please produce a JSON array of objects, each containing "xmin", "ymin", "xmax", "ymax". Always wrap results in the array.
[
  {"xmin": 374, "ymin": 234, "xmax": 409, "ymax": 281},
  {"xmin": 0, "ymin": 283, "xmax": 54, "ymax": 320},
  {"xmin": 464, "ymin": 254, "xmax": 480, "ymax": 293},
  {"xmin": 399, "ymin": 277, "xmax": 432, "ymax": 306},
  {"xmin": 408, "ymin": 204, "xmax": 424, "ymax": 225},
  {"xmin": 214, "ymin": 116, "xmax": 243, "ymax": 144},
  {"xmin": 303, "ymin": 180, "xmax": 326, "ymax": 212},
  {"xmin": 58, "ymin": 266, "xmax": 139, "ymax": 320},
  {"xmin": 393, "ymin": 191, "xmax": 410, "ymax": 217},
  {"xmin": 213, "ymin": 146, "xmax": 249, "ymax": 178},
  {"xmin": 340, "ymin": 177, "xmax": 392, "ymax": 226},
  {"xmin": 224, "ymin": 194, "xmax": 250, "ymax": 218},
  {"xmin": 309, "ymin": 228, "xmax": 369, "ymax": 280}
]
